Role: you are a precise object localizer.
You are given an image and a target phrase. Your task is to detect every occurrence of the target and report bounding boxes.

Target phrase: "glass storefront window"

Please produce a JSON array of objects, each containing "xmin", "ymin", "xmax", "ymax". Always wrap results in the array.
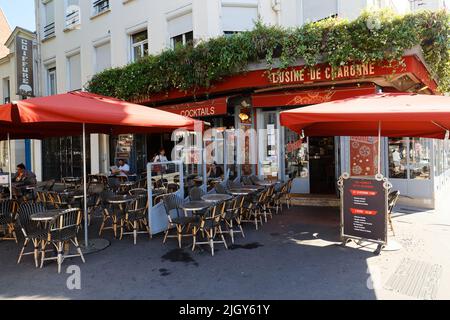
[
  {"xmin": 389, "ymin": 137, "xmax": 431, "ymax": 180},
  {"xmin": 388, "ymin": 138, "xmax": 407, "ymax": 179},
  {"xmin": 284, "ymin": 127, "xmax": 308, "ymax": 179},
  {"xmin": 409, "ymin": 137, "xmax": 431, "ymax": 180}
]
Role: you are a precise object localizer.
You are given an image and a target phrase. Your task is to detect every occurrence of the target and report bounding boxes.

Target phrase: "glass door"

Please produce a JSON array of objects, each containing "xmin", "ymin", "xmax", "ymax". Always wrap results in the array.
[{"xmin": 258, "ymin": 110, "xmax": 281, "ymax": 179}]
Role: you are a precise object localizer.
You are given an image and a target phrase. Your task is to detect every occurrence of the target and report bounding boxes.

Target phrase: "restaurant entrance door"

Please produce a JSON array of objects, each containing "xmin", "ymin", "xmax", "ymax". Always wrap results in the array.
[{"xmin": 308, "ymin": 137, "xmax": 336, "ymax": 194}]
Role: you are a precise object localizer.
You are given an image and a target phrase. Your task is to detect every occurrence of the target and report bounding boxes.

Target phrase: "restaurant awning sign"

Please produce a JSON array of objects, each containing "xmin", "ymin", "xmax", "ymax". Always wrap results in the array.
[
  {"xmin": 16, "ymin": 36, "xmax": 34, "ymax": 97},
  {"xmin": 338, "ymin": 173, "xmax": 391, "ymax": 253}
]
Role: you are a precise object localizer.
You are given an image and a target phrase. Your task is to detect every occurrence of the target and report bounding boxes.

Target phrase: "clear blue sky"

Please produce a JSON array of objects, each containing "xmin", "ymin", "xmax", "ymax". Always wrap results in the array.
[{"xmin": 0, "ymin": 0, "xmax": 35, "ymax": 32}]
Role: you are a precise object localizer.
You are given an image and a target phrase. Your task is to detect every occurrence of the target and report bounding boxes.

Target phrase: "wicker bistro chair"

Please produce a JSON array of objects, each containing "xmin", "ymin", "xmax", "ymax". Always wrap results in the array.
[
  {"xmin": 191, "ymin": 201, "xmax": 228, "ymax": 256},
  {"xmin": 0, "ymin": 200, "xmax": 19, "ymax": 242},
  {"xmin": 280, "ymin": 178, "xmax": 294, "ymax": 209},
  {"xmin": 214, "ymin": 183, "xmax": 228, "ymax": 195},
  {"xmin": 189, "ymin": 187, "xmax": 205, "ymax": 201},
  {"xmin": 270, "ymin": 182, "xmax": 288, "ymax": 214},
  {"xmin": 40, "ymin": 208, "xmax": 85, "ymax": 273},
  {"xmin": 250, "ymin": 175, "xmax": 262, "ymax": 185},
  {"xmin": 98, "ymin": 190, "xmax": 122, "ymax": 237},
  {"xmin": 16, "ymin": 202, "xmax": 48, "ymax": 267},
  {"xmin": 388, "ymin": 190, "xmax": 400, "ymax": 236},
  {"xmin": 222, "ymin": 196, "xmax": 245, "ymax": 244},
  {"xmin": 119, "ymin": 194, "xmax": 151, "ymax": 244},
  {"xmin": 240, "ymin": 191, "xmax": 265, "ymax": 230},
  {"xmin": 242, "ymin": 176, "xmax": 254, "ymax": 186},
  {"xmin": 129, "ymin": 188, "xmax": 147, "ymax": 197},
  {"xmin": 162, "ymin": 193, "xmax": 198, "ymax": 248}
]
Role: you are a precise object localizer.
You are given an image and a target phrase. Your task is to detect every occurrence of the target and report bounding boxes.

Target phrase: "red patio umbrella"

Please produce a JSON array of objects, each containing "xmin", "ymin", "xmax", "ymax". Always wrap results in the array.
[
  {"xmin": 0, "ymin": 91, "xmax": 200, "ymax": 249},
  {"xmin": 280, "ymin": 92, "xmax": 450, "ymax": 174}
]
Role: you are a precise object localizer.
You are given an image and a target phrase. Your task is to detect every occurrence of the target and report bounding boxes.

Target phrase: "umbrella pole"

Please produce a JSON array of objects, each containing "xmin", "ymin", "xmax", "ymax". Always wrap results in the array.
[
  {"xmin": 82, "ymin": 123, "xmax": 88, "ymax": 246},
  {"xmin": 377, "ymin": 121, "xmax": 381, "ymax": 175},
  {"xmin": 7, "ymin": 133, "xmax": 12, "ymax": 200}
]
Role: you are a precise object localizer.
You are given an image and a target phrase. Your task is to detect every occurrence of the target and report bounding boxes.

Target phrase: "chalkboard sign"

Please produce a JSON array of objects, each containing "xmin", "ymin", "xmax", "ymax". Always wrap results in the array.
[{"xmin": 340, "ymin": 176, "xmax": 388, "ymax": 244}]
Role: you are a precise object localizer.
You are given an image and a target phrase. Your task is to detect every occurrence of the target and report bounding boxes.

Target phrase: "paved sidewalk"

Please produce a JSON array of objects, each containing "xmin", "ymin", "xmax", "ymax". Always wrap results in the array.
[{"xmin": 1, "ymin": 204, "xmax": 449, "ymax": 300}]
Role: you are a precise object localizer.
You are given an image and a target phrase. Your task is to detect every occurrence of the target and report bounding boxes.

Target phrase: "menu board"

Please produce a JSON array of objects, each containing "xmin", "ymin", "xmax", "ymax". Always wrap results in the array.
[
  {"xmin": 342, "ymin": 177, "xmax": 387, "ymax": 243},
  {"xmin": 115, "ymin": 134, "xmax": 133, "ymax": 162}
]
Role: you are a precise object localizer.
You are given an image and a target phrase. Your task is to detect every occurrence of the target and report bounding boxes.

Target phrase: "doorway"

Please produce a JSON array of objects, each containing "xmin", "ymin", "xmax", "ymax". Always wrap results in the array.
[{"xmin": 308, "ymin": 137, "xmax": 336, "ymax": 194}]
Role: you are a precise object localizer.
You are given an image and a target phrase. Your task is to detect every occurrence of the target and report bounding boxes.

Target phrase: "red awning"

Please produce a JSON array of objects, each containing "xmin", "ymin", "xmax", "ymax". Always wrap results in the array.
[
  {"xmin": 252, "ymin": 86, "xmax": 376, "ymax": 108},
  {"xmin": 280, "ymin": 93, "xmax": 450, "ymax": 139},
  {"xmin": 0, "ymin": 103, "xmax": 12, "ymax": 122},
  {"xmin": 158, "ymin": 97, "xmax": 228, "ymax": 118},
  {"xmin": 0, "ymin": 91, "xmax": 199, "ymax": 139}
]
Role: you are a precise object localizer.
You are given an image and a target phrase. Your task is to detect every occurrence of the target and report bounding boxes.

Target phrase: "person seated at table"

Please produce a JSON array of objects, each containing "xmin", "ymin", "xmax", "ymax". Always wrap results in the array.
[
  {"xmin": 111, "ymin": 159, "xmax": 130, "ymax": 177},
  {"xmin": 207, "ymin": 162, "xmax": 223, "ymax": 179},
  {"xmin": 12, "ymin": 163, "xmax": 37, "ymax": 197}
]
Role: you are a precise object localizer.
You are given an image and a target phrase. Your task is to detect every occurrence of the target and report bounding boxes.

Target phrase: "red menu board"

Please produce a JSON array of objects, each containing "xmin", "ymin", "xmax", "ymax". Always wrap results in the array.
[{"xmin": 342, "ymin": 177, "xmax": 387, "ymax": 243}]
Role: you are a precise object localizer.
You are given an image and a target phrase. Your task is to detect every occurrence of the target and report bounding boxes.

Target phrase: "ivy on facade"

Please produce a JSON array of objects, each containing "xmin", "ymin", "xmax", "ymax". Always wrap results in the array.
[{"xmin": 86, "ymin": 9, "xmax": 450, "ymax": 101}]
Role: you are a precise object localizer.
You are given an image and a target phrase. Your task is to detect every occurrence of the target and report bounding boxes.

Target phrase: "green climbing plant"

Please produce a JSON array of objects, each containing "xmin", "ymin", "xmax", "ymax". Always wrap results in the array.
[{"xmin": 86, "ymin": 9, "xmax": 450, "ymax": 101}]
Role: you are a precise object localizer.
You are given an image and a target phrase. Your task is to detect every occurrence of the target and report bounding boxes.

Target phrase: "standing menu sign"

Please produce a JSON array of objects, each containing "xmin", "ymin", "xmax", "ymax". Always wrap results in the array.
[
  {"xmin": 16, "ymin": 36, "xmax": 34, "ymax": 97},
  {"xmin": 339, "ymin": 175, "xmax": 389, "ymax": 245}
]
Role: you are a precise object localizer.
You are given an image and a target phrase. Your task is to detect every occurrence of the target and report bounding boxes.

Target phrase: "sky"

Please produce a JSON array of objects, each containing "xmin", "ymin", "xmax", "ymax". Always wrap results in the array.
[{"xmin": 0, "ymin": 0, "xmax": 35, "ymax": 32}]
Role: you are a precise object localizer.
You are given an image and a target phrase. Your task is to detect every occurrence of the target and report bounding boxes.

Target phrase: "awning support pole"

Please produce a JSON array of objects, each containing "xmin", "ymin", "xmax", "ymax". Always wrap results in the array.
[
  {"xmin": 7, "ymin": 133, "xmax": 12, "ymax": 200},
  {"xmin": 82, "ymin": 123, "xmax": 88, "ymax": 246},
  {"xmin": 377, "ymin": 121, "xmax": 381, "ymax": 175}
]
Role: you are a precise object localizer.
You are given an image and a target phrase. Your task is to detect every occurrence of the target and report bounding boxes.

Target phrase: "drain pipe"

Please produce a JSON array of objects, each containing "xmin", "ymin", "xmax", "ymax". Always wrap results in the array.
[{"xmin": 271, "ymin": 0, "xmax": 281, "ymax": 25}]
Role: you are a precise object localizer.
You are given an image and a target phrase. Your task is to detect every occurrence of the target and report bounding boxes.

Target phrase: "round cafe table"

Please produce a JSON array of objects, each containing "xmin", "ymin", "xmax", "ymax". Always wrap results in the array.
[
  {"xmin": 228, "ymin": 188, "xmax": 256, "ymax": 196},
  {"xmin": 255, "ymin": 180, "xmax": 279, "ymax": 187},
  {"xmin": 179, "ymin": 201, "xmax": 211, "ymax": 216},
  {"xmin": 31, "ymin": 209, "xmax": 64, "ymax": 222},
  {"xmin": 201, "ymin": 194, "xmax": 232, "ymax": 203}
]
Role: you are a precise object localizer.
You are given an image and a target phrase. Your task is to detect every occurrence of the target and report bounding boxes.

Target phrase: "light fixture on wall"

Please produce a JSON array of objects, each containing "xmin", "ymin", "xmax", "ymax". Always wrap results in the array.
[{"xmin": 239, "ymin": 110, "xmax": 250, "ymax": 122}]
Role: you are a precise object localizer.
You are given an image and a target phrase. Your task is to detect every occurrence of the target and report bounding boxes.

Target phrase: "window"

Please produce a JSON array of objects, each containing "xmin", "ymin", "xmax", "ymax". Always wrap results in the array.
[
  {"xmin": 388, "ymin": 137, "xmax": 431, "ymax": 180},
  {"xmin": 93, "ymin": 0, "xmax": 110, "ymax": 16},
  {"xmin": 167, "ymin": 12, "xmax": 193, "ymax": 48},
  {"xmin": 46, "ymin": 67, "xmax": 57, "ymax": 95},
  {"xmin": 301, "ymin": 0, "xmax": 338, "ymax": 23},
  {"xmin": 130, "ymin": 30, "xmax": 148, "ymax": 62},
  {"xmin": 95, "ymin": 42, "xmax": 111, "ymax": 73},
  {"xmin": 171, "ymin": 31, "xmax": 193, "ymax": 48},
  {"xmin": 2, "ymin": 78, "xmax": 10, "ymax": 103},
  {"xmin": 43, "ymin": 0, "xmax": 55, "ymax": 39},
  {"xmin": 65, "ymin": 0, "xmax": 80, "ymax": 28},
  {"xmin": 67, "ymin": 53, "xmax": 81, "ymax": 91},
  {"xmin": 285, "ymin": 128, "xmax": 308, "ymax": 179},
  {"xmin": 222, "ymin": 4, "xmax": 258, "ymax": 33}
]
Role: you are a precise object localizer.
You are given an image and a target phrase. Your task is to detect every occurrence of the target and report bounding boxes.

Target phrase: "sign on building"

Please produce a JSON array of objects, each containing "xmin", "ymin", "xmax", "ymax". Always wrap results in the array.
[{"xmin": 16, "ymin": 36, "xmax": 34, "ymax": 97}]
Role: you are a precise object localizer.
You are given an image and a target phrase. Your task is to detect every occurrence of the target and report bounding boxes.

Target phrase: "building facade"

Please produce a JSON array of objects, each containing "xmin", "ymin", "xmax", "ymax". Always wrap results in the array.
[
  {"xmin": 6, "ymin": 0, "xmax": 444, "ymax": 209},
  {"xmin": 0, "ymin": 8, "xmax": 37, "ymax": 176}
]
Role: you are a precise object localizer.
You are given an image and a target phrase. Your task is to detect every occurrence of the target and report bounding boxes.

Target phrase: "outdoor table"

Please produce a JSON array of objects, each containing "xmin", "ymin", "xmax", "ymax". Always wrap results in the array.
[
  {"xmin": 241, "ymin": 185, "xmax": 265, "ymax": 190},
  {"xmin": 179, "ymin": 201, "xmax": 212, "ymax": 216},
  {"xmin": 255, "ymin": 180, "xmax": 279, "ymax": 186},
  {"xmin": 201, "ymin": 194, "xmax": 232, "ymax": 203},
  {"xmin": 31, "ymin": 209, "xmax": 64, "ymax": 222},
  {"xmin": 228, "ymin": 188, "xmax": 256, "ymax": 196},
  {"xmin": 107, "ymin": 195, "xmax": 134, "ymax": 205}
]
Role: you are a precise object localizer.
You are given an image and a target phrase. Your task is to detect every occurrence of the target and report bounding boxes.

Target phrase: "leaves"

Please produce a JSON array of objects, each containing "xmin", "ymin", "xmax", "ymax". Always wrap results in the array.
[{"xmin": 86, "ymin": 9, "xmax": 450, "ymax": 100}]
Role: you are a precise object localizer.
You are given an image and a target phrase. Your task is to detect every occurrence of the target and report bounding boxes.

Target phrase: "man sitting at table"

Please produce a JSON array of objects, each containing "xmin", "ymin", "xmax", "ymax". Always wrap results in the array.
[
  {"xmin": 111, "ymin": 159, "xmax": 130, "ymax": 177},
  {"xmin": 12, "ymin": 163, "xmax": 37, "ymax": 197}
]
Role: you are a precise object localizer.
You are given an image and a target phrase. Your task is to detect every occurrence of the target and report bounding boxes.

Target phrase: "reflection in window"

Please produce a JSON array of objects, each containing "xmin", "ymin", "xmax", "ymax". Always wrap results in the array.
[
  {"xmin": 388, "ymin": 138, "xmax": 407, "ymax": 179},
  {"xmin": 409, "ymin": 138, "xmax": 430, "ymax": 180},
  {"xmin": 285, "ymin": 128, "xmax": 308, "ymax": 179}
]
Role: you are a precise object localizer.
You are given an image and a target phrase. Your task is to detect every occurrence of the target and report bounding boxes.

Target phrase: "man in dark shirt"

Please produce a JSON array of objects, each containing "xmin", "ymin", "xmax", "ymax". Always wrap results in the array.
[{"xmin": 12, "ymin": 163, "xmax": 37, "ymax": 197}]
